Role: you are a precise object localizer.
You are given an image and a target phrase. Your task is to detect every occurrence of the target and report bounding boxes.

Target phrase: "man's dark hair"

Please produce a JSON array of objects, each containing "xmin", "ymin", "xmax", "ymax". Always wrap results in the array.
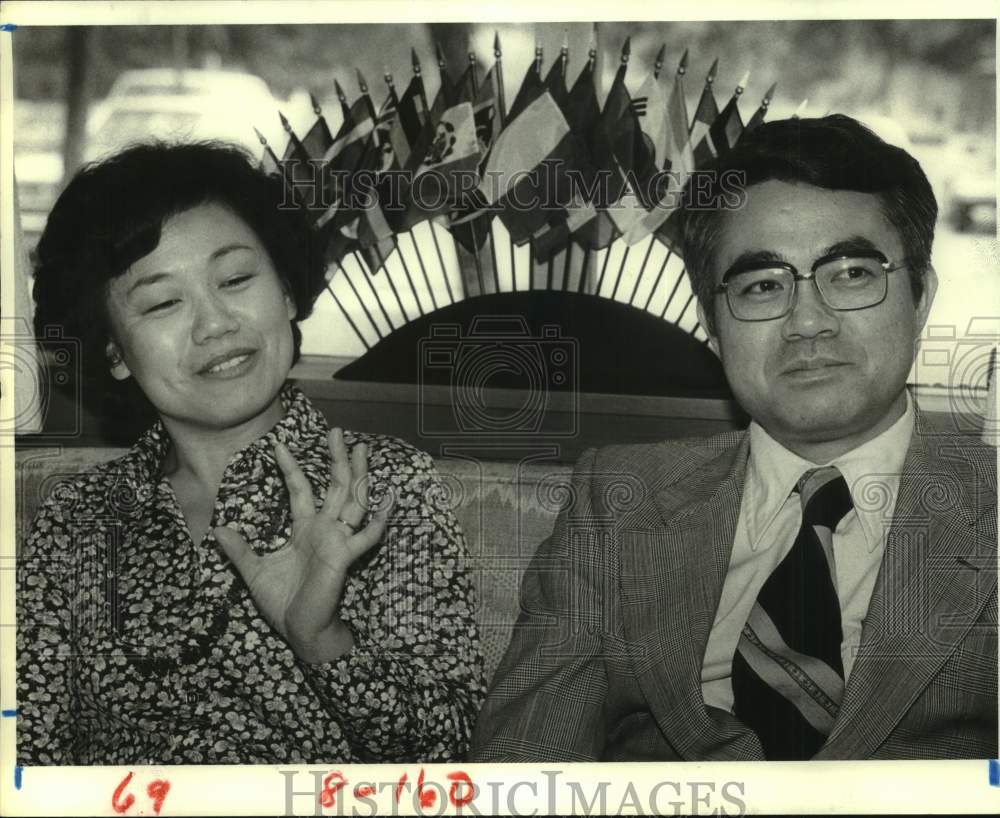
[
  {"xmin": 677, "ymin": 114, "xmax": 937, "ymax": 332},
  {"xmin": 32, "ymin": 140, "xmax": 326, "ymax": 441}
]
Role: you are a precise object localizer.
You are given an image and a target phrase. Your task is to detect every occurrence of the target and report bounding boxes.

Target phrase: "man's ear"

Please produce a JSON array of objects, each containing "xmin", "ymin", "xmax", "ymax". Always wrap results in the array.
[
  {"xmin": 914, "ymin": 265, "xmax": 938, "ymax": 338},
  {"xmin": 106, "ymin": 340, "xmax": 131, "ymax": 381},
  {"xmin": 284, "ymin": 290, "xmax": 296, "ymax": 321},
  {"xmin": 696, "ymin": 301, "xmax": 721, "ymax": 358}
]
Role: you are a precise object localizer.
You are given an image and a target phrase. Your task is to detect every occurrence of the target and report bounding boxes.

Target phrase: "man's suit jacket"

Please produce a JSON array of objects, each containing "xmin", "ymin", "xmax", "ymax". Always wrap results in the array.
[{"xmin": 472, "ymin": 414, "xmax": 997, "ymax": 761}]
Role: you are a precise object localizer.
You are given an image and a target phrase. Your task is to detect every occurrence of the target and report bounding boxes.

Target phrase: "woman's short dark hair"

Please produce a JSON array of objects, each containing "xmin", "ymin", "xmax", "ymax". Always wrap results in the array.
[
  {"xmin": 677, "ymin": 114, "xmax": 937, "ymax": 332},
  {"xmin": 33, "ymin": 140, "xmax": 327, "ymax": 441}
]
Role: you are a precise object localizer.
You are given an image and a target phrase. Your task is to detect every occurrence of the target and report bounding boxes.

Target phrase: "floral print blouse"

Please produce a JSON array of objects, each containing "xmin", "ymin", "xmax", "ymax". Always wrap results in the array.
[{"xmin": 16, "ymin": 386, "xmax": 486, "ymax": 765}]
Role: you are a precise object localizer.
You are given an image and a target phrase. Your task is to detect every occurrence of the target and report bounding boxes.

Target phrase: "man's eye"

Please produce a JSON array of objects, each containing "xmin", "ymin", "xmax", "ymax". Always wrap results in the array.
[
  {"xmin": 223, "ymin": 273, "xmax": 255, "ymax": 288},
  {"xmin": 831, "ymin": 266, "xmax": 878, "ymax": 286},
  {"xmin": 739, "ymin": 278, "xmax": 785, "ymax": 297}
]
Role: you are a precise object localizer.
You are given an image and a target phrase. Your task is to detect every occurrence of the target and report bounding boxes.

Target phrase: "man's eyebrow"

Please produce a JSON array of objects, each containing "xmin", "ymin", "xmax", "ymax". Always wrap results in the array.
[
  {"xmin": 820, "ymin": 236, "xmax": 881, "ymax": 257},
  {"xmin": 125, "ymin": 244, "xmax": 254, "ymax": 296},
  {"xmin": 724, "ymin": 249, "xmax": 787, "ymax": 274}
]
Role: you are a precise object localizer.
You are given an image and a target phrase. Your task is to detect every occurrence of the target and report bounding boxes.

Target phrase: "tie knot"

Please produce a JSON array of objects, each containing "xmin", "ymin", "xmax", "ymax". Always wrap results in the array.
[{"xmin": 796, "ymin": 466, "xmax": 853, "ymax": 531}]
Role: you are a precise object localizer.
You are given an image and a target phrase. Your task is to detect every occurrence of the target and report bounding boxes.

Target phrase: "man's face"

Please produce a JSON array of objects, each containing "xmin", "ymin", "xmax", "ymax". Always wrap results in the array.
[{"xmin": 699, "ymin": 179, "xmax": 937, "ymax": 460}]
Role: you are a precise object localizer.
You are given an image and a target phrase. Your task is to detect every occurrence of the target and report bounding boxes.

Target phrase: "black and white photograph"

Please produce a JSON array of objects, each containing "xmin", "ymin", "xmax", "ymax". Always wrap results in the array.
[{"xmin": 1, "ymin": 0, "xmax": 998, "ymax": 814}]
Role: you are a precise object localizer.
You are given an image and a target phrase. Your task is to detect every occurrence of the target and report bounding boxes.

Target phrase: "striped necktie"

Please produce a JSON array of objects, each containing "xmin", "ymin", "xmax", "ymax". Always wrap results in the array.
[{"xmin": 731, "ymin": 465, "xmax": 854, "ymax": 759}]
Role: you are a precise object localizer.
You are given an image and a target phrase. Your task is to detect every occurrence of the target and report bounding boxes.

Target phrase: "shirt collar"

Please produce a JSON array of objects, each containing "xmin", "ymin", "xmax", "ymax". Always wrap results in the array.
[{"xmin": 744, "ymin": 391, "xmax": 915, "ymax": 549}]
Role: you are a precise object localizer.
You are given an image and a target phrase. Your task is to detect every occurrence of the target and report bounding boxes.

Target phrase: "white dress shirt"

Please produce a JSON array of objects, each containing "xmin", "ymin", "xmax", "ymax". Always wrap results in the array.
[{"xmin": 701, "ymin": 393, "xmax": 916, "ymax": 713}]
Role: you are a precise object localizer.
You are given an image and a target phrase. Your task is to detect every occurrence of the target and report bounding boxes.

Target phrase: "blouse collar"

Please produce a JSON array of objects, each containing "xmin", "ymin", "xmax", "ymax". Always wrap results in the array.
[{"xmin": 122, "ymin": 383, "xmax": 326, "ymax": 490}]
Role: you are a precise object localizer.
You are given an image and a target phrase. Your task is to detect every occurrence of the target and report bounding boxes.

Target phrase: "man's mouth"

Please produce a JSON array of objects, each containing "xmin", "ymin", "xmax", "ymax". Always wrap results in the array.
[{"xmin": 782, "ymin": 357, "xmax": 850, "ymax": 376}]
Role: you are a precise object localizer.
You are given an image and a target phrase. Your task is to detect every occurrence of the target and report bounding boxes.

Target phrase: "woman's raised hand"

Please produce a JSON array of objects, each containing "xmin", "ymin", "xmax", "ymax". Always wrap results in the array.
[{"xmin": 214, "ymin": 428, "xmax": 390, "ymax": 664}]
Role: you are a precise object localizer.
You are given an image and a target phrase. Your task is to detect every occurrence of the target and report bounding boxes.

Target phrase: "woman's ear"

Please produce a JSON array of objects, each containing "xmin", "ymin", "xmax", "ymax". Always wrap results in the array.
[
  {"xmin": 106, "ymin": 340, "xmax": 131, "ymax": 381},
  {"xmin": 284, "ymin": 290, "xmax": 297, "ymax": 321}
]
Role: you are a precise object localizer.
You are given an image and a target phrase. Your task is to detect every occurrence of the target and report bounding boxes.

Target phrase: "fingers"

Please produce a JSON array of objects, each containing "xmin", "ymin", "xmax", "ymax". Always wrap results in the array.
[
  {"xmin": 274, "ymin": 442, "xmax": 317, "ymax": 520},
  {"xmin": 214, "ymin": 526, "xmax": 258, "ymax": 580},
  {"xmin": 344, "ymin": 505, "xmax": 391, "ymax": 561},
  {"xmin": 323, "ymin": 429, "xmax": 369, "ymax": 529}
]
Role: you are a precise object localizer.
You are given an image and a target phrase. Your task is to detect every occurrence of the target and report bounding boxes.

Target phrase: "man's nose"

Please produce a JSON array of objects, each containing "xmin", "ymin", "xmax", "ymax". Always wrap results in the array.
[
  {"xmin": 192, "ymin": 291, "xmax": 239, "ymax": 342},
  {"xmin": 781, "ymin": 277, "xmax": 840, "ymax": 339}
]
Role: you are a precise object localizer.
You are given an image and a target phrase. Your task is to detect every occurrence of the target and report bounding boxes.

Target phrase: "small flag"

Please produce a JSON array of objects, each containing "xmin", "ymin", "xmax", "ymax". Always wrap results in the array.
[
  {"xmin": 744, "ymin": 82, "xmax": 777, "ymax": 134},
  {"xmin": 403, "ymin": 101, "xmax": 481, "ymax": 228},
  {"xmin": 689, "ymin": 59, "xmax": 719, "ymax": 163},
  {"xmin": 300, "ymin": 97, "xmax": 334, "ymax": 159},
  {"xmin": 507, "ymin": 51, "xmax": 545, "ymax": 122}
]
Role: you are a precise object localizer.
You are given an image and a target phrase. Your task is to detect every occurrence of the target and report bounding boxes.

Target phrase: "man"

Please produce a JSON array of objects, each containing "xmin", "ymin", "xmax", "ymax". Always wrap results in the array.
[{"xmin": 472, "ymin": 115, "xmax": 997, "ymax": 761}]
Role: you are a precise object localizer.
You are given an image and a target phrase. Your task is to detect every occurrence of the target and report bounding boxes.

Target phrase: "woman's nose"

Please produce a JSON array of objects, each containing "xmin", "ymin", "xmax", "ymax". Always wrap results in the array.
[
  {"xmin": 781, "ymin": 277, "xmax": 840, "ymax": 340},
  {"xmin": 191, "ymin": 291, "xmax": 239, "ymax": 342}
]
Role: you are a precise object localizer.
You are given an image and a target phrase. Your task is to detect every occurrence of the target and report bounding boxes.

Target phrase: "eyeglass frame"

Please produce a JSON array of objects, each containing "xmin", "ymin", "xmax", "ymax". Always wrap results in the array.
[{"xmin": 712, "ymin": 249, "xmax": 909, "ymax": 322}]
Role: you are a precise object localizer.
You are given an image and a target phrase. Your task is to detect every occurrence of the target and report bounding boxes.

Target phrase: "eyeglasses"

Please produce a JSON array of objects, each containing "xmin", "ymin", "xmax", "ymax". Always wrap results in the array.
[{"xmin": 713, "ymin": 250, "xmax": 908, "ymax": 322}]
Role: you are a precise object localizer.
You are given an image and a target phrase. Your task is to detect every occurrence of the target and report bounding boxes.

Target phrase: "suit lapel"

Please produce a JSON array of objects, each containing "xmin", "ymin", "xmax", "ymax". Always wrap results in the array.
[
  {"xmin": 818, "ymin": 427, "xmax": 997, "ymax": 758},
  {"xmin": 619, "ymin": 434, "xmax": 765, "ymax": 760}
]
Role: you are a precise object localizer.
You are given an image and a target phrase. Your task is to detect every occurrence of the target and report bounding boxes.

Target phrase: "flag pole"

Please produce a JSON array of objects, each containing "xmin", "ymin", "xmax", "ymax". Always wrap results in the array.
[
  {"xmin": 468, "ymin": 51, "xmax": 479, "ymax": 97},
  {"xmin": 646, "ymin": 49, "xmax": 690, "ymax": 299},
  {"xmin": 560, "ymin": 242, "xmax": 573, "ymax": 291},
  {"xmin": 334, "ymin": 265, "xmax": 383, "ymax": 340},
  {"xmin": 594, "ymin": 229, "xmax": 619, "ymax": 294},
  {"xmin": 430, "ymin": 219, "xmax": 463, "ymax": 301},
  {"xmin": 410, "ymin": 230, "xmax": 453, "ymax": 305},
  {"xmin": 659, "ymin": 266, "xmax": 687, "ymax": 319},
  {"xmin": 633, "ymin": 45, "xmax": 666, "ymax": 304},
  {"xmin": 384, "ymin": 68, "xmax": 400, "ymax": 109},
  {"xmin": 677, "ymin": 291, "xmax": 696, "ymax": 323},
  {"xmin": 324, "ymin": 281, "xmax": 370, "ymax": 350},
  {"xmin": 362, "ymin": 247, "xmax": 410, "ymax": 322},
  {"xmin": 385, "ymin": 67, "xmax": 437, "ymax": 311},
  {"xmin": 334, "ymin": 78, "xmax": 351, "ymax": 124},
  {"xmin": 254, "ymin": 126, "xmax": 282, "ymax": 170},
  {"xmin": 357, "ymin": 254, "xmax": 396, "ymax": 331},
  {"xmin": 575, "ymin": 38, "xmax": 598, "ymax": 296},
  {"xmin": 411, "ymin": 49, "xmax": 457, "ymax": 305},
  {"xmin": 608, "ymin": 37, "xmax": 632, "ymax": 298},
  {"xmin": 629, "ymin": 235, "xmax": 656, "ymax": 306},
  {"xmin": 392, "ymin": 234, "xmax": 427, "ymax": 315},
  {"xmin": 468, "ymin": 218, "xmax": 487, "ymax": 296},
  {"xmin": 690, "ymin": 58, "xmax": 718, "ymax": 138},
  {"xmin": 523, "ymin": 41, "xmax": 544, "ymax": 293},
  {"xmin": 610, "ymin": 245, "xmax": 630, "ymax": 300},
  {"xmin": 578, "ymin": 246, "xmax": 592, "ymax": 294},
  {"xmin": 279, "ymin": 111, "xmax": 308, "ymax": 156},
  {"xmin": 413, "ymin": 48, "xmax": 431, "ymax": 116},
  {"xmin": 356, "ymin": 69, "xmax": 376, "ymax": 122},
  {"xmin": 494, "ymin": 31, "xmax": 507, "ymax": 127},
  {"xmin": 643, "ymin": 245, "xmax": 672, "ymax": 311}
]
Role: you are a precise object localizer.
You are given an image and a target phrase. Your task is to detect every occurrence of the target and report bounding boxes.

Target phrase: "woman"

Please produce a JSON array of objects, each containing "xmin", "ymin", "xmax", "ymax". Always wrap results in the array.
[{"xmin": 17, "ymin": 141, "xmax": 485, "ymax": 764}]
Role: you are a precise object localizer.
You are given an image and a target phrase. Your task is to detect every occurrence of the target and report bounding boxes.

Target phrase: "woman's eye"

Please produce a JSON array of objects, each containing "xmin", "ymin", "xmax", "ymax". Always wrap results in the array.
[
  {"xmin": 223, "ymin": 273, "xmax": 255, "ymax": 288},
  {"xmin": 144, "ymin": 299, "xmax": 180, "ymax": 315}
]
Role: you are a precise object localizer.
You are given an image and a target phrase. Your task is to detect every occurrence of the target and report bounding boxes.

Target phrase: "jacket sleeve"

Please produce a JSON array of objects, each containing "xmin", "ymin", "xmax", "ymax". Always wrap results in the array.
[
  {"xmin": 299, "ymin": 442, "xmax": 486, "ymax": 762},
  {"xmin": 470, "ymin": 447, "xmax": 620, "ymax": 761},
  {"xmin": 16, "ymin": 487, "xmax": 80, "ymax": 764}
]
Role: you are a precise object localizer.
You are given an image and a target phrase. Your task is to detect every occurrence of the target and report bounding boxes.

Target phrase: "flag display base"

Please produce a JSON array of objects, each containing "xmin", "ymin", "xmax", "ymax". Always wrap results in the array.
[{"xmin": 334, "ymin": 290, "xmax": 729, "ymax": 398}]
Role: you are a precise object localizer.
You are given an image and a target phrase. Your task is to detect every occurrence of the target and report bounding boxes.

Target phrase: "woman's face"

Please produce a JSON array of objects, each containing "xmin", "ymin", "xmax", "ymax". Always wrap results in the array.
[{"xmin": 105, "ymin": 201, "xmax": 297, "ymax": 435}]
